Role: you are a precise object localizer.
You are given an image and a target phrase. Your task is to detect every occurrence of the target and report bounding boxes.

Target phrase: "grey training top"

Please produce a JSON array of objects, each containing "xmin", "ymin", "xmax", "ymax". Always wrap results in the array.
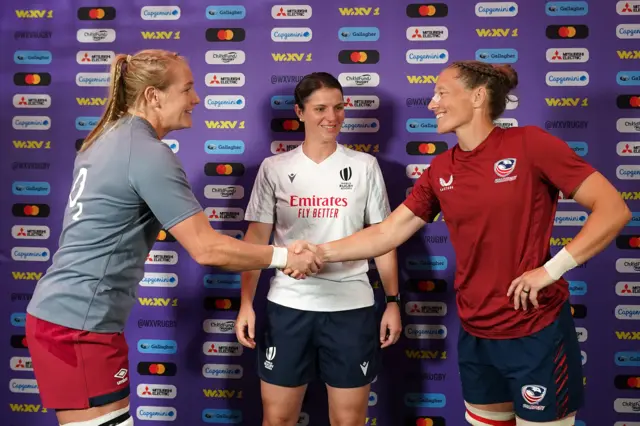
[{"xmin": 27, "ymin": 115, "xmax": 203, "ymax": 332}]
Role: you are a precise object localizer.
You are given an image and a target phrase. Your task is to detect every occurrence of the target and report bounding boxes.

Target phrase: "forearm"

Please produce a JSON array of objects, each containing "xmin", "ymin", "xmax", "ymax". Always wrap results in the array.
[
  {"xmin": 320, "ymin": 222, "xmax": 398, "ymax": 263},
  {"xmin": 374, "ymin": 249, "xmax": 399, "ymax": 296},
  {"xmin": 198, "ymin": 234, "xmax": 278, "ymax": 271},
  {"xmin": 240, "ymin": 270, "xmax": 261, "ymax": 305},
  {"xmin": 565, "ymin": 203, "xmax": 631, "ymax": 264}
]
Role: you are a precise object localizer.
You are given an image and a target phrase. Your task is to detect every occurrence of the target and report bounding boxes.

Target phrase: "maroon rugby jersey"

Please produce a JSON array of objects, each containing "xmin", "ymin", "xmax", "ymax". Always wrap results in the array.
[{"xmin": 403, "ymin": 125, "xmax": 596, "ymax": 339}]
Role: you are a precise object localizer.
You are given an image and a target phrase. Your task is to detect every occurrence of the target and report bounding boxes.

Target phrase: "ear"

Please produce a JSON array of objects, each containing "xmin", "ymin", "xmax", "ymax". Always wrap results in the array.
[
  {"xmin": 472, "ymin": 86, "xmax": 488, "ymax": 109},
  {"xmin": 142, "ymin": 86, "xmax": 160, "ymax": 109},
  {"xmin": 294, "ymin": 104, "xmax": 304, "ymax": 121}
]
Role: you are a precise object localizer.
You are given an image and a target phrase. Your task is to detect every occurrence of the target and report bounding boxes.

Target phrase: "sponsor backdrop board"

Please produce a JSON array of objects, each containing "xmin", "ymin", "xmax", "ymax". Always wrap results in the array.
[{"xmin": 1, "ymin": 1, "xmax": 640, "ymax": 425}]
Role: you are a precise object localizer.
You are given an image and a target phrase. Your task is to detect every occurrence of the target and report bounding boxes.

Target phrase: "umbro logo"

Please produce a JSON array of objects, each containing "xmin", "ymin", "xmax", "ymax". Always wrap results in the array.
[
  {"xmin": 288, "ymin": 173, "xmax": 296, "ymax": 182},
  {"xmin": 114, "ymin": 368, "xmax": 129, "ymax": 385}
]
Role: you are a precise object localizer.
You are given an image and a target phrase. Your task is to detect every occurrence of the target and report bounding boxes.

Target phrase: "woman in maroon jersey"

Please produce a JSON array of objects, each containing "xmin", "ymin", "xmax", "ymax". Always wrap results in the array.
[{"xmin": 287, "ymin": 61, "xmax": 631, "ymax": 426}]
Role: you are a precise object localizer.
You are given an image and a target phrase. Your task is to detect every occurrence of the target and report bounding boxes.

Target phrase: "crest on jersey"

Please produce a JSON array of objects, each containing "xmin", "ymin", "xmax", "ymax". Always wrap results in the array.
[
  {"xmin": 339, "ymin": 167, "xmax": 353, "ymax": 190},
  {"xmin": 494, "ymin": 158, "xmax": 517, "ymax": 178},
  {"xmin": 521, "ymin": 384, "xmax": 546, "ymax": 405}
]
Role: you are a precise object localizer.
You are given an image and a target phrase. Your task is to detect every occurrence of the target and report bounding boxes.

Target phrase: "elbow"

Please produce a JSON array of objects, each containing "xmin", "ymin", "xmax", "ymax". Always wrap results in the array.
[
  {"xmin": 193, "ymin": 244, "xmax": 231, "ymax": 269},
  {"xmin": 620, "ymin": 202, "xmax": 633, "ymax": 228}
]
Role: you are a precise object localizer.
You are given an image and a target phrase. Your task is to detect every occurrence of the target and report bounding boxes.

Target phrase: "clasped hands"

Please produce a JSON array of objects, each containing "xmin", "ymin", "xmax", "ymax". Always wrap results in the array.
[{"xmin": 279, "ymin": 240, "xmax": 323, "ymax": 279}]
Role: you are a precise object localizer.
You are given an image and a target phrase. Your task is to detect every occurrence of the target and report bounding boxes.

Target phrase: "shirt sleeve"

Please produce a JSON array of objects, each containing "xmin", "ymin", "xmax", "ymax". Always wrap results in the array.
[
  {"xmin": 524, "ymin": 126, "xmax": 597, "ymax": 198},
  {"xmin": 364, "ymin": 157, "xmax": 392, "ymax": 225},
  {"xmin": 243, "ymin": 159, "xmax": 276, "ymax": 224},
  {"xmin": 128, "ymin": 139, "xmax": 203, "ymax": 230},
  {"xmin": 402, "ymin": 165, "xmax": 441, "ymax": 222}
]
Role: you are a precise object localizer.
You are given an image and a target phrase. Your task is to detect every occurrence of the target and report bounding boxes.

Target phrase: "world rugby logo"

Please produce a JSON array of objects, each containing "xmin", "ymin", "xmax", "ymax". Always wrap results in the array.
[
  {"xmin": 494, "ymin": 158, "xmax": 516, "ymax": 177},
  {"xmin": 521, "ymin": 384, "xmax": 546, "ymax": 405}
]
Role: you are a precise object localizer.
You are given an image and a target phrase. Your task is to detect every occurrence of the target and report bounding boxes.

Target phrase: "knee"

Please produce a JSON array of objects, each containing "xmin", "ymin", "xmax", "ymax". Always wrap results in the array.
[
  {"xmin": 328, "ymin": 409, "xmax": 367, "ymax": 426},
  {"xmin": 465, "ymin": 402, "xmax": 516, "ymax": 426},
  {"xmin": 262, "ymin": 413, "xmax": 300, "ymax": 426}
]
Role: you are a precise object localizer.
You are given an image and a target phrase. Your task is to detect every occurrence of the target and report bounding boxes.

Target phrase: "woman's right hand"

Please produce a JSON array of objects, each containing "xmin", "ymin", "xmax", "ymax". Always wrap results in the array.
[{"xmin": 235, "ymin": 305, "xmax": 256, "ymax": 349}]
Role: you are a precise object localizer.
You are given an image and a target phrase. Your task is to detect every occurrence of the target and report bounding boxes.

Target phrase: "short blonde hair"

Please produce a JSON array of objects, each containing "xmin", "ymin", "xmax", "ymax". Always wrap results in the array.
[{"xmin": 79, "ymin": 49, "xmax": 184, "ymax": 152}]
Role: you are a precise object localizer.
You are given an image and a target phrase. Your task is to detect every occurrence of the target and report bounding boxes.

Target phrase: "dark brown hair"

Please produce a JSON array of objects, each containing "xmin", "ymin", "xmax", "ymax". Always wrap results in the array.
[
  {"xmin": 293, "ymin": 72, "xmax": 343, "ymax": 111},
  {"xmin": 79, "ymin": 49, "xmax": 184, "ymax": 152},
  {"xmin": 449, "ymin": 61, "xmax": 518, "ymax": 120}
]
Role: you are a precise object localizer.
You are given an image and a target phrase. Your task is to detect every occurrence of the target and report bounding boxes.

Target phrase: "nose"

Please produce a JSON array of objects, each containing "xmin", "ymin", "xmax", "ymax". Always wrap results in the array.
[
  {"xmin": 428, "ymin": 96, "xmax": 438, "ymax": 111},
  {"xmin": 325, "ymin": 108, "xmax": 337, "ymax": 122},
  {"xmin": 193, "ymin": 90, "xmax": 200, "ymax": 105}
]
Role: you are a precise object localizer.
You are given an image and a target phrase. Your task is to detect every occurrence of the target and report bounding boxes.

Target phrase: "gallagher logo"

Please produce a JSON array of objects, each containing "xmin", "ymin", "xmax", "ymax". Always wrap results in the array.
[
  {"xmin": 271, "ymin": 118, "xmax": 304, "ymax": 132},
  {"xmin": 205, "ymin": 28, "xmax": 246, "ymax": 42},
  {"xmin": 204, "ymin": 140, "xmax": 245, "ymax": 154},
  {"xmin": 545, "ymin": 47, "xmax": 589, "ymax": 63},
  {"xmin": 272, "ymin": 5, "xmax": 312, "ymax": 19},
  {"xmin": 141, "ymin": 6, "xmax": 180, "ymax": 20},
  {"xmin": 271, "ymin": 95, "xmax": 295, "ymax": 110},
  {"xmin": 476, "ymin": 48, "xmax": 518, "ymax": 63},
  {"xmin": 406, "ymin": 142, "xmax": 448, "ymax": 155},
  {"xmin": 204, "ymin": 297, "xmax": 241, "ymax": 311},
  {"xmin": 14, "ymin": 50, "xmax": 51, "ymax": 65},
  {"xmin": 137, "ymin": 362, "xmax": 177, "ymax": 376},
  {"xmin": 13, "ymin": 94, "xmax": 51, "ymax": 108},
  {"xmin": 14, "ymin": 72, "xmax": 51, "ymax": 86},
  {"xmin": 546, "ymin": 24, "xmax": 589, "ymax": 39},
  {"xmin": 618, "ymin": 71, "xmax": 640, "ymax": 86},
  {"xmin": 617, "ymin": 95, "xmax": 640, "ymax": 108},
  {"xmin": 138, "ymin": 339, "xmax": 178, "ymax": 354},
  {"xmin": 77, "ymin": 7, "xmax": 116, "ymax": 20},
  {"xmin": 546, "ymin": 1, "xmax": 589, "ymax": 16},
  {"xmin": 13, "ymin": 204, "xmax": 49, "ymax": 217},
  {"xmin": 406, "ymin": 3, "xmax": 448, "ymax": 17},
  {"xmin": 617, "ymin": 235, "xmax": 640, "ymax": 249},
  {"xmin": 338, "ymin": 27, "xmax": 379, "ymax": 41},
  {"xmin": 618, "ymin": 1, "xmax": 640, "ymax": 15},
  {"xmin": 338, "ymin": 50, "xmax": 379, "ymax": 64},
  {"xmin": 207, "ymin": 6, "xmax": 246, "ymax": 20},
  {"xmin": 204, "ymin": 163, "xmax": 245, "ymax": 176}
]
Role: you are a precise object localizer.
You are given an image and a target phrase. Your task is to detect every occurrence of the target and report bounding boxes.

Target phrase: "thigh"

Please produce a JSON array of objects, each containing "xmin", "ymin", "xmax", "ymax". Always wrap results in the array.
[
  {"xmin": 457, "ymin": 325, "xmax": 512, "ymax": 405},
  {"xmin": 503, "ymin": 303, "xmax": 584, "ymax": 422},
  {"xmin": 316, "ymin": 306, "xmax": 379, "ymax": 388},
  {"xmin": 25, "ymin": 313, "xmax": 130, "ymax": 410},
  {"xmin": 261, "ymin": 380, "xmax": 307, "ymax": 426},
  {"xmin": 256, "ymin": 301, "xmax": 317, "ymax": 387},
  {"xmin": 326, "ymin": 384, "xmax": 370, "ymax": 426}
]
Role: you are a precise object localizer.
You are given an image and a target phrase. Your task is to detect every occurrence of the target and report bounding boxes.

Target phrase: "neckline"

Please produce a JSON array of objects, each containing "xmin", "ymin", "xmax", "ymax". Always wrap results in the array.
[
  {"xmin": 300, "ymin": 142, "xmax": 341, "ymax": 166},
  {"xmin": 453, "ymin": 126, "xmax": 502, "ymax": 161}
]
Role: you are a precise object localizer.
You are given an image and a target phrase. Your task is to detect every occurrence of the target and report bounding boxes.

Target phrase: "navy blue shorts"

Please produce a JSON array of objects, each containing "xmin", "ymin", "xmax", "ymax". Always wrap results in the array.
[
  {"xmin": 256, "ymin": 300, "xmax": 380, "ymax": 388},
  {"xmin": 458, "ymin": 301, "xmax": 584, "ymax": 422}
]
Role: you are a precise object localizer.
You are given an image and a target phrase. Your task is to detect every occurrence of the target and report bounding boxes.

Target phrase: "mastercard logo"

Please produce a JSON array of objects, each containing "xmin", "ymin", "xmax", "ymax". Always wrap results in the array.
[
  {"xmin": 615, "ymin": 375, "xmax": 640, "ymax": 390},
  {"xmin": 406, "ymin": 279, "xmax": 447, "ymax": 293},
  {"xmin": 546, "ymin": 24, "xmax": 589, "ymax": 39},
  {"xmin": 570, "ymin": 304, "xmax": 587, "ymax": 319},
  {"xmin": 205, "ymin": 28, "xmax": 246, "ymax": 42},
  {"xmin": 616, "ymin": 235, "xmax": 640, "ymax": 249},
  {"xmin": 14, "ymin": 72, "xmax": 51, "ymax": 86},
  {"xmin": 617, "ymin": 95, "xmax": 640, "ymax": 109},
  {"xmin": 204, "ymin": 162, "xmax": 245, "ymax": 177},
  {"xmin": 137, "ymin": 361, "xmax": 177, "ymax": 376},
  {"xmin": 203, "ymin": 296, "xmax": 240, "ymax": 311},
  {"xmin": 406, "ymin": 3, "xmax": 449, "ymax": 18},
  {"xmin": 12, "ymin": 203, "xmax": 50, "ymax": 218},
  {"xmin": 406, "ymin": 141, "xmax": 448, "ymax": 156},
  {"xmin": 77, "ymin": 6, "xmax": 116, "ymax": 20},
  {"xmin": 338, "ymin": 50, "xmax": 379, "ymax": 64},
  {"xmin": 270, "ymin": 118, "xmax": 305, "ymax": 132},
  {"xmin": 10, "ymin": 335, "xmax": 28, "ymax": 349}
]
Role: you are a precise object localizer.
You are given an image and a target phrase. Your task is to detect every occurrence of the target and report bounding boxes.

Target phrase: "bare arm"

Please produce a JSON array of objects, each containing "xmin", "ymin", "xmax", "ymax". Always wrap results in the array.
[
  {"xmin": 374, "ymin": 248, "xmax": 399, "ymax": 296},
  {"xmin": 564, "ymin": 172, "xmax": 631, "ymax": 263},
  {"xmin": 239, "ymin": 222, "xmax": 274, "ymax": 306},
  {"xmin": 319, "ymin": 204, "xmax": 427, "ymax": 263},
  {"xmin": 169, "ymin": 212, "xmax": 318, "ymax": 272}
]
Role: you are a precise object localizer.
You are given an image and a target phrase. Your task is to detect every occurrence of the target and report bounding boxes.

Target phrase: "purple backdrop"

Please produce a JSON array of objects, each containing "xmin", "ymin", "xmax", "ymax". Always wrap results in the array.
[{"xmin": 2, "ymin": 1, "xmax": 640, "ymax": 425}]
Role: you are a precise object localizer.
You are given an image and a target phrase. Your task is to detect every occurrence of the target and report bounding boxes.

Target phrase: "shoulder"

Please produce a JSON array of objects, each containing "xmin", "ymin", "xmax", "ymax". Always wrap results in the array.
[
  {"xmin": 339, "ymin": 144, "xmax": 379, "ymax": 169},
  {"xmin": 503, "ymin": 125, "xmax": 553, "ymax": 144},
  {"xmin": 260, "ymin": 147, "xmax": 300, "ymax": 171}
]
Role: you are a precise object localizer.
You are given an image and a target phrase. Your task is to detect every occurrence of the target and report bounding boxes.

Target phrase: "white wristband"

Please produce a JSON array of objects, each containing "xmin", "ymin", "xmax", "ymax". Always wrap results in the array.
[
  {"xmin": 268, "ymin": 246, "xmax": 288, "ymax": 269},
  {"xmin": 543, "ymin": 247, "xmax": 578, "ymax": 280}
]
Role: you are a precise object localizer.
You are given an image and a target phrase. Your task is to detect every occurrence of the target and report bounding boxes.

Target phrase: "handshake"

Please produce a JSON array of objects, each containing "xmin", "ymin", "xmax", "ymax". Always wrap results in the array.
[{"xmin": 279, "ymin": 240, "xmax": 325, "ymax": 279}]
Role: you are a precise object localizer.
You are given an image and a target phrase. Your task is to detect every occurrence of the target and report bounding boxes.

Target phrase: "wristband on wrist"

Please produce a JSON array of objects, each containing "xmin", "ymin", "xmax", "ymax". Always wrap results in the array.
[
  {"xmin": 268, "ymin": 246, "xmax": 288, "ymax": 269},
  {"xmin": 543, "ymin": 247, "xmax": 578, "ymax": 280}
]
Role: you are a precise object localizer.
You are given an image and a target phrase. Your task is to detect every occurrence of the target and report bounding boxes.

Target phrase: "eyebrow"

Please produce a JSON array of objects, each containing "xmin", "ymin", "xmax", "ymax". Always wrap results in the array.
[{"xmin": 312, "ymin": 102, "xmax": 344, "ymax": 107}]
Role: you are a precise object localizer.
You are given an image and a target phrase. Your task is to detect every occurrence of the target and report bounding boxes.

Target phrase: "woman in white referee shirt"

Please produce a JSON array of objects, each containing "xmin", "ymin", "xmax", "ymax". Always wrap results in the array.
[{"xmin": 235, "ymin": 72, "xmax": 402, "ymax": 426}]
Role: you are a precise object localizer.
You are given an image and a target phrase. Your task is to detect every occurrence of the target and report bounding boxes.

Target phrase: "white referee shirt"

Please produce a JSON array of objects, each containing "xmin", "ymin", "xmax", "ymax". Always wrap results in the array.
[{"xmin": 244, "ymin": 143, "xmax": 391, "ymax": 311}]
